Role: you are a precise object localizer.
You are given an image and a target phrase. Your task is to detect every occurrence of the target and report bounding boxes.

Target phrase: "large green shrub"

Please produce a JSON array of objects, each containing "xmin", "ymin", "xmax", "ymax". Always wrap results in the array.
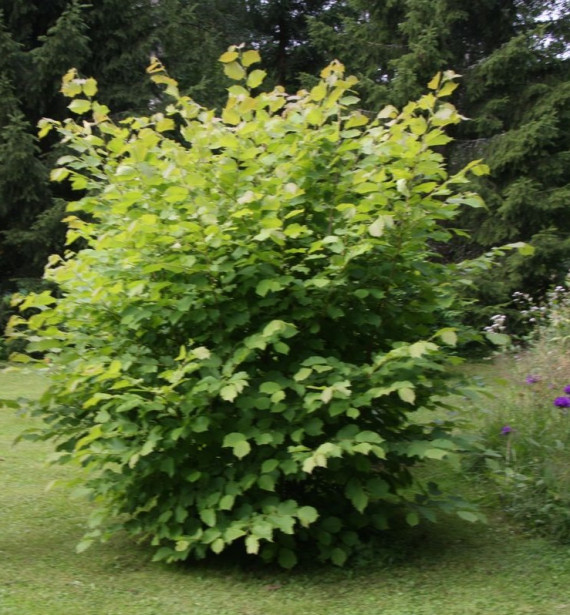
[{"xmin": 9, "ymin": 51, "xmax": 494, "ymax": 567}]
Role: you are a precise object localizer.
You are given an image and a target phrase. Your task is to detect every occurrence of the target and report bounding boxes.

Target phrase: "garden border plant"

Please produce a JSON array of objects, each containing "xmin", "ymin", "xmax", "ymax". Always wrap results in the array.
[
  {"xmin": 6, "ymin": 48, "xmax": 528, "ymax": 567},
  {"xmin": 474, "ymin": 276, "xmax": 570, "ymax": 541}
]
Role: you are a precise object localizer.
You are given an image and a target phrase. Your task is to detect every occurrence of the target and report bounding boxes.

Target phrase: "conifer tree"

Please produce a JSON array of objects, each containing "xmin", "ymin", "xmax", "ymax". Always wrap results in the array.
[{"xmin": 0, "ymin": 1, "xmax": 90, "ymax": 293}]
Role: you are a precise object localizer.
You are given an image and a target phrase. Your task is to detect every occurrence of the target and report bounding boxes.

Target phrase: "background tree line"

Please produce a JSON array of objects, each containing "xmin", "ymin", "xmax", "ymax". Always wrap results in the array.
[{"xmin": 1, "ymin": 0, "xmax": 568, "ymax": 325}]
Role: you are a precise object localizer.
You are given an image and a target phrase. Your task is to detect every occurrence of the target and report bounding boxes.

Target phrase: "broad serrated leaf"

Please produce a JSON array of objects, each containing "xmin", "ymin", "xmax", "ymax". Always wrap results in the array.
[
  {"xmin": 330, "ymin": 547, "xmax": 348, "ymax": 566},
  {"xmin": 225, "ymin": 526, "xmax": 246, "ymax": 542},
  {"xmin": 406, "ymin": 512, "xmax": 420, "ymax": 527},
  {"xmin": 485, "ymin": 332, "xmax": 510, "ymax": 346},
  {"xmin": 211, "ymin": 538, "xmax": 225, "ymax": 554},
  {"xmin": 310, "ymin": 82, "xmax": 327, "ymax": 102},
  {"xmin": 220, "ymin": 384, "xmax": 238, "ymax": 402},
  {"xmin": 247, "ymin": 69, "xmax": 266, "ymax": 88},
  {"xmin": 278, "ymin": 548, "xmax": 297, "ymax": 569},
  {"xmin": 427, "ymin": 73, "xmax": 441, "ymax": 90},
  {"xmin": 242, "ymin": 49, "xmax": 261, "ymax": 66},
  {"xmin": 457, "ymin": 510, "xmax": 480, "ymax": 523},
  {"xmin": 224, "ymin": 61, "xmax": 246, "ymax": 80},
  {"xmin": 68, "ymin": 99, "xmax": 92, "ymax": 114},
  {"xmin": 200, "ymin": 508, "xmax": 216, "ymax": 527},
  {"xmin": 439, "ymin": 329, "xmax": 458, "ymax": 346},
  {"xmin": 297, "ymin": 506, "xmax": 318, "ymax": 527},
  {"xmin": 233, "ymin": 440, "xmax": 251, "ymax": 459},
  {"xmin": 438, "ymin": 80, "xmax": 458, "ymax": 97},
  {"xmin": 261, "ymin": 459, "xmax": 279, "ymax": 473},
  {"xmin": 223, "ymin": 432, "xmax": 246, "ymax": 447},
  {"xmin": 245, "ymin": 535, "xmax": 259, "ymax": 554},
  {"xmin": 50, "ymin": 168, "xmax": 70, "ymax": 182},
  {"xmin": 260, "ymin": 381, "xmax": 281, "ymax": 394},
  {"xmin": 219, "ymin": 50, "xmax": 239, "ymax": 63},
  {"xmin": 83, "ymin": 78, "xmax": 98, "ymax": 97},
  {"xmin": 258, "ymin": 474, "xmax": 276, "ymax": 491},
  {"xmin": 398, "ymin": 387, "xmax": 416, "ymax": 404},
  {"xmin": 219, "ymin": 494, "xmax": 235, "ymax": 510}
]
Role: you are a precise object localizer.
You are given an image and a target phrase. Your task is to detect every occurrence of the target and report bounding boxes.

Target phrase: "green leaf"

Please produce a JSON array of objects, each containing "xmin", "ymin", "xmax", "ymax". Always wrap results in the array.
[
  {"xmin": 398, "ymin": 387, "xmax": 416, "ymax": 404},
  {"xmin": 211, "ymin": 538, "xmax": 225, "ymax": 554},
  {"xmin": 200, "ymin": 508, "xmax": 216, "ymax": 527},
  {"xmin": 330, "ymin": 547, "xmax": 348, "ymax": 566},
  {"xmin": 233, "ymin": 440, "xmax": 251, "ymax": 459},
  {"xmin": 225, "ymin": 527, "xmax": 246, "ymax": 542},
  {"xmin": 191, "ymin": 416, "xmax": 210, "ymax": 433},
  {"xmin": 219, "ymin": 494, "xmax": 235, "ymax": 510},
  {"xmin": 457, "ymin": 510, "xmax": 480, "ymax": 523},
  {"xmin": 260, "ymin": 381, "xmax": 282, "ymax": 394},
  {"xmin": 278, "ymin": 548, "xmax": 297, "ymax": 569},
  {"xmin": 485, "ymin": 332, "xmax": 510, "ymax": 346},
  {"xmin": 297, "ymin": 506, "xmax": 318, "ymax": 527},
  {"xmin": 256, "ymin": 279, "xmax": 282, "ymax": 297},
  {"xmin": 438, "ymin": 328, "xmax": 457, "ymax": 346},
  {"xmin": 223, "ymin": 432, "xmax": 247, "ymax": 447},
  {"xmin": 245, "ymin": 535, "xmax": 260, "ymax": 554},
  {"xmin": 221, "ymin": 384, "xmax": 239, "ymax": 402},
  {"xmin": 406, "ymin": 512, "xmax": 420, "ymax": 527},
  {"xmin": 261, "ymin": 459, "xmax": 279, "ymax": 473},
  {"xmin": 258, "ymin": 474, "xmax": 276, "ymax": 491},
  {"xmin": 345, "ymin": 479, "xmax": 368, "ymax": 513},
  {"xmin": 368, "ymin": 218, "xmax": 386, "ymax": 237}
]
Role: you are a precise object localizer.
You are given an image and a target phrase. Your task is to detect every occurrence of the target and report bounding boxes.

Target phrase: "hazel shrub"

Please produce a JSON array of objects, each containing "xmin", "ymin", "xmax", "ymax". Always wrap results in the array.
[{"xmin": 7, "ymin": 49, "xmax": 506, "ymax": 566}]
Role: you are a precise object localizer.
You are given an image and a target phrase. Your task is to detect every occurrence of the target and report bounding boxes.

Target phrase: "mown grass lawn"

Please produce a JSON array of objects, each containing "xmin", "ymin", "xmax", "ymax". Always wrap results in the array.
[{"xmin": 2, "ymin": 366, "xmax": 570, "ymax": 615}]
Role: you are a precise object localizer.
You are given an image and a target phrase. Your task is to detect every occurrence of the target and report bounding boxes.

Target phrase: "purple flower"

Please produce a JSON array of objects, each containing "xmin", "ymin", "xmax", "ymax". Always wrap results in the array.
[
  {"xmin": 564, "ymin": 385, "xmax": 570, "ymax": 394},
  {"xmin": 525, "ymin": 375, "xmax": 540, "ymax": 384},
  {"xmin": 501, "ymin": 425, "xmax": 513, "ymax": 435},
  {"xmin": 553, "ymin": 396, "xmax": 570, "ymax": 408}
]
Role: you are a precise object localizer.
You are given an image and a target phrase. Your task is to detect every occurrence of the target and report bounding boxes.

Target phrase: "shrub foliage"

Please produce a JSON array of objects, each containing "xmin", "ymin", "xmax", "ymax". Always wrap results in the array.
[{"xmin": 9, "ymin": 50, "xmax": 489, "ymax": 567}]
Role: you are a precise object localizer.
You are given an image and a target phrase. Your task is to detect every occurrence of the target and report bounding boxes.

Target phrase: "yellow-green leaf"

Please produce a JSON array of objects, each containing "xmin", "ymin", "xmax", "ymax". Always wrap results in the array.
[
  {"xmin": 50, "ymin": 168, "xmax": 70, "ymax": 182},
  {"xmin": 246, "ymin": 69, "xmax": 266, "ymax": 88},
  {"xmin": 38, "ymin": 120, "xmax": 53, "ymax": 139},
  {"xmin": 398, "ymin": 387, "xmax": 416, "ymax": 404},
  {"xmin": 224, "ymin": 61, "xmax": 246, "ymax": 81},
  {"xmin": 156, "ymin": 117, "xmax": 175, "ymax": 132},
  {"xmin": 222, "ymin": 108, "xmax": 241, "ymax": 125},
  {"xmin": 68, "ymin": 99, "xmax": 92, "ymax": 114},
  {"xmin": 439, "ymin": 329, "xmax": 457, "ymax": 346},
  {"xmin": 233, "ymin": 440, "xmax": 251, "ymax": 459},
  {"xmin": 439, "ymin": 80, "xmax": 458, "ymax": 97},
  {"xmin": 310, "ymin": 82, "xmax": 327, "ymax": 102},
  {"xmin": 83, "ymin": 78, "xmax": 98, "ymax": 97},
  {"xmin": 242, "ymin": 49, "xmax": 261, "ymax": 67},
  {"xmin": 345, "ymin": 112, "xmax": 369, "ymax": 129},
  {"xmin": 219, "ymin": 50, "xmax": 239, "ymax": 63},
  {"xmin": 427, "ymin": 72, "xmax": 442, "ymax": 90}
]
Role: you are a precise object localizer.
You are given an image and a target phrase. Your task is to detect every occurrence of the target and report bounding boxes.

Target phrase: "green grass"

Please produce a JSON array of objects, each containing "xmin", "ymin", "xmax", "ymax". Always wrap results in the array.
[{"xmin": 2, "ymin": 366, "xmax": 570, "ymax": 615}]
